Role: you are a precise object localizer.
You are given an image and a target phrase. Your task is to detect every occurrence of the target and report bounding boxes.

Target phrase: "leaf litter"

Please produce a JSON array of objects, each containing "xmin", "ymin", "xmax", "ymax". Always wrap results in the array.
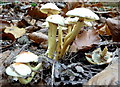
[{"xmin": 0, "ymin": 1, "xmax": 120, "ymax": 86}]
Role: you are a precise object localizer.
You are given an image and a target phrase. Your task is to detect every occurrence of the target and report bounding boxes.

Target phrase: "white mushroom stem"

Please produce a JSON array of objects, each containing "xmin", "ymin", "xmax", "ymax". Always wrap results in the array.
[
  {"xmin": 55, "ymin": 26, "xmax": 63, "ymax": 60},
  {"xmin": 18, "ymin": 72, "xmax": 36, "ymax": 84},
  {"xmin": 60, "ymin": 20, "xmax": 84, "ymax": 57},
  {"xmin": 47, "ymin": 22, "xmax": 58, "ymax": 58},
  {"xmin": 26, "ymin": 63, "xmax": 42, "ymax": 71}
]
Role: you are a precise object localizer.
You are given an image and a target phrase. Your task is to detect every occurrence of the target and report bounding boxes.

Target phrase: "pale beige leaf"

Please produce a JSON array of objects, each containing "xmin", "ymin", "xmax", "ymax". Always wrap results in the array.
[{"xmin": 4, "ymin": 26, "xmax": 26, "ymax": 38}]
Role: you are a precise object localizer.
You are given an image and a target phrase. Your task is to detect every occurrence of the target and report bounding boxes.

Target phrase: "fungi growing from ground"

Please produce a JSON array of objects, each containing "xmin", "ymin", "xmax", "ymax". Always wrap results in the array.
[
  {"xmin": 5, "ymin": 63, "xmax": 35, "ymax": 84},
  {"xmin": 14, "ymin": 51, "xmax": 42, "ymax": 71},
  {"xmin": 60, "ymin": 8, "xmax": 99, "ymax": 57},
  {"xmin": 40, "ymin": 3, "xmax": 61, "ymax": 16},
  {"xmin": 46, "ymin": 15, "xmax": 65, "ymax": 58},
  {"xmin": 40, "ymin": 3, "xmax": 61, "ymax": 58}
]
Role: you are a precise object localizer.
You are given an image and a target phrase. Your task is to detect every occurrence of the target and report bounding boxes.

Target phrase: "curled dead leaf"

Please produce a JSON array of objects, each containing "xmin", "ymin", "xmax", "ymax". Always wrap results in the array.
[
  {"xmin": 17, "ymin": 19, "xmax": 30, "ymax": 28},
  {"xmin": 98, "ymin": 23, "xmax": 111, "ymax": 36},
  {"xmin": 4, "ymin": 26, "xmax": 26, "ymax": 38},
  {"xmin": 28, "ymin": 32, "xmax": 48, "ymax": 44},
  {"xmin": 70, "ymin": 29, "xmax": 100, "ymax": 52},
  {"xmin": 106, "ymin": 18, "xmax": 120, "ymax": 42},
  {"xmin": 0, "ymin": 33, "xmax": 15, "ymax": 50},
  {"xmin": 27, "ymin": 7, "xmax": 47, "ymax": 19},
  {"xmin": 85, "ymin": 58, "xmax": 119, "ymax": 85}
]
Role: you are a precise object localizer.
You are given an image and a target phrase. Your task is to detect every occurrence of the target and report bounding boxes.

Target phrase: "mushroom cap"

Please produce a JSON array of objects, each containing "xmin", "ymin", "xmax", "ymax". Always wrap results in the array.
[
  {"xmin": 6, "ymin": 63, "xmax": 31, "ymax": 77},
  {"xmin": 40, "ymin": 3, "xmax": 61, "ymax": 14},
  {"xmin": 14, "ymin": 51, "xmax": 38, "ymax": 63},
  {"xmin": 46, "ymin": 15, "xmax": 65, "ymax": 26},
  {"xmin": 65, "ymin": 17, "xmax": 79, "ymax": 25},
  {"xmin": 66, "ymin": 8, "xmax": 99, "ymax": 21}
]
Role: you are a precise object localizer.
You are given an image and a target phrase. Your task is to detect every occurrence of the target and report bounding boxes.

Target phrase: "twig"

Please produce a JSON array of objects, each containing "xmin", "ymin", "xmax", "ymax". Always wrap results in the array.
[{"xmin": 51, "ymin": 61, "xmax": 55, "ymax": 86}]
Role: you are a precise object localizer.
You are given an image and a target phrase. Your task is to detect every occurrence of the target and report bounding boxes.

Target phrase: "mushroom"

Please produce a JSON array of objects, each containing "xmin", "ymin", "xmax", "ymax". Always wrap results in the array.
[
  {"xmin": 40, "ymin": 3, "xmax": 61, "ymax": 16},
  {"xmin": 5, "ymin": 63, "xmax": 35, "ymax": 84},
  {"xmin": 14, "ymin": 51, "xmax": 42, "ymax": 71},
  {"xmin": 55, "ymin": 26, "xmax": 63, "ymax": 60},
  {"xmin": 85, "ymin": 47, "xmax": 113, "ymax": 65},
  {"xmin": 64, "ymin": 17, "xmax": 79, "ymax": 43},
  {"xmin": 40, "ymin": 3, "xmax": 61, "ymax": 58},
  {"xmin": 60, "ymin": 8, "xmax": 99, "ymax": 57},
  {"xmin": 46, "ymin": 15, "xmax": 65, "ymax": 58}
]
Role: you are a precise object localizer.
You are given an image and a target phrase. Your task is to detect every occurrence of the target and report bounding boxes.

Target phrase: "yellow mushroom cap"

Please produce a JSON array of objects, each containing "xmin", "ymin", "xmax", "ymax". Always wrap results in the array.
[
  {"xmin": 6, "ymin": 63, "xmax": 31, "ymax": 77},
  {"xmin": 40, "ymin": 3, "xmax": 61, "ymax": 14},
  {"xmin": 46, "ymin": 15, "xmax": 65, "ymax": 26},
  {"xmin": 66, "ymin": 8, "xmax": 99, "ymax": 21},
  {"xmin": 14, "ymin": 51, "xmax": 38, "ymax": 63}
]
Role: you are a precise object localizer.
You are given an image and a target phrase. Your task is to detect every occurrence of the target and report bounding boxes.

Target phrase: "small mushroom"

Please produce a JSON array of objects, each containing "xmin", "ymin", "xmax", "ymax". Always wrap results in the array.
[
  {"xmin": 5, "ymin": 63, "xmax": 35, "ymax": 84},
  {"xmin": 40, "ymin": 3, "xmax": 61, "ymax": 57},
  {"xmin": 64, "ymin": 17, "xmax": 79, "ymax": 42},
  {"xmin": 14, "ymin": 51, "xmax": 42, "ymax": 71},
  {"xmin": 40, "ymin": 3, "xmax": 61, "ymax": 16},
  {"xmin": 85, "ymin": 47, "xmax": 113, "ymax": 65},
  {"xmin": 46, "ymin": 15, "xmax": 65, "ymax": 58},
  {"xmin": 60, "ymin": 8, "xmax": 99, "ymax": 57}
]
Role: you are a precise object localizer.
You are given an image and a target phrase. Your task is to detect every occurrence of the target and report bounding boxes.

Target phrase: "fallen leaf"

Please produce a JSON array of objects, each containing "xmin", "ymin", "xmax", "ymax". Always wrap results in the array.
[
  {"xmin": 4, "ymin": 26, "xmax": 26, "ymax": 38},
  {"xmin": 25, "ymin": 26, "xmax": 39, "ymax": 33},
  {"xmin": 17, "ymin": 19, "xmax": 30, "ymax": 28},
  {"xmin": 90, "ymin": 2, "xmax": 103, "ymax": 8},
  {"xmin": 70, "ymin": 29, "xmax": 100, "ymax": 52},
  {"xmin": 0, "ymin": 33, "xmax": 16, "ymax": 49},
  {"xmin": 98, "ymin": 23, "xmax": 111, "ymax": 35},
  {"xmin": 106, "ymin": 18, "xmax": 120, "ymax": 42},
  {"xmin": 85, "ymin": 58, "xmax": 119, "ymax": 85},
  {"xmin": 0, "ymin": 20, "xmax": 10, "ymax": 32},
  {"xmin": 27, "ymin": 7, "xmax": 47, "ymax": 19},
  {"xmin": 28, "ymin": 32, "xmax": 48, "ymax": 44}
]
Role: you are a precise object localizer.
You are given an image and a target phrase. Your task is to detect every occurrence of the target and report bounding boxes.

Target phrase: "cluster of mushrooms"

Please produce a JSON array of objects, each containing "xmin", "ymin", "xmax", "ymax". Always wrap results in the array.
[
  {"xmin": 5, "ymin": 51, "xmax": 42, "ymax": 84},
  {"xmin": 40, "ymin": 3, "xmax": 99, "ymax": 60},
  {"xmin": 5, "ymin": 3, "xmax": 114, "ymax": 84}
]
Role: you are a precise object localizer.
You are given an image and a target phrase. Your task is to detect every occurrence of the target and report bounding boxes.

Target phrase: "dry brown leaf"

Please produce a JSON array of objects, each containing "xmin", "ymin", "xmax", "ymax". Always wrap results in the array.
[
  {"xmin": 106, "ymin": 18, "xmax": 120, "ymax": 42},
  {"xmin": 4, "ymin": 26, "xmax": 26, "ymax": 38},
  {"xmin": 98, "ymin": 23, "xmax": 111, "ymax": 35},
  {"xmin": 85, "ymin": 58, "xmax": 119, "ymax": 85},
  {"xmin": 89, "ymin": 2, "xmax": 103, "ymax": 7},
  {"xmin": 17, "ymin": 19, "xmax": 30, "ymax": 28},
  {"xmin": 28, "ymin": 32, "xmax": 48, "ymax": 44},
  {"xmin": 25, "ymin": 26, "xmax": 39, "ymax": 33},
  {"xmin": 27, "ymin": 7, "xmax": 47, "ymax": 19},
  {"xmin": 0, "ymin": 20, "xmax": 10, "ymax": 32},
  {"xmin": 70, "ymin": 29, "xmax": 100, "ymax": 52},
  {"xmin": 0, "ymin": 33, "xmax": 16, "ymax": 49}
]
